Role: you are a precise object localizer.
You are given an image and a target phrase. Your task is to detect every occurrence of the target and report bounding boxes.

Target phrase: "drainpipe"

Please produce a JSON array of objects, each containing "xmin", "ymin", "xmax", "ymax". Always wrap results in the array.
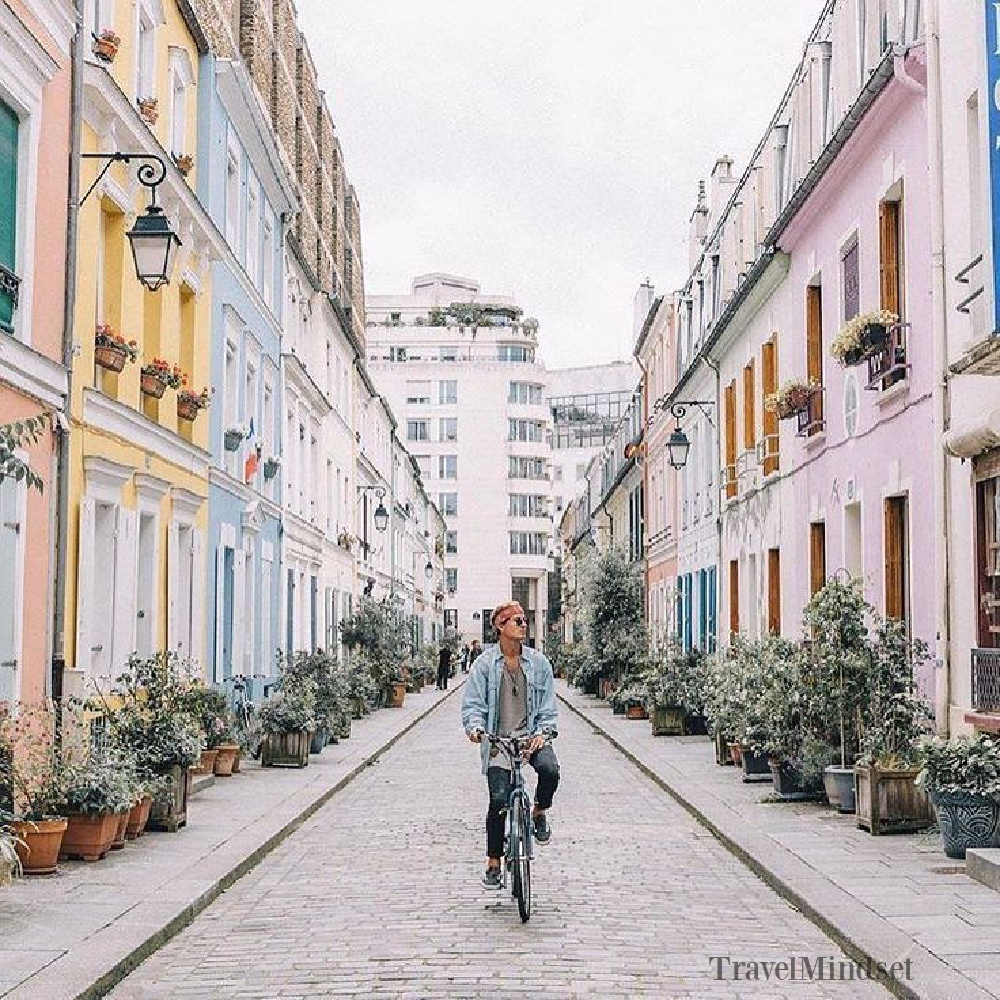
[
  {"xmin": 925, "ymin": 0, "xmax": 952, "ymax": 735},
  {"xmin": 51, "ymin": 0, "xmax": 85, "ymax": 701},
  {"xmin": 703, "ymin": 352, "xmax": 722, "ymax": 648},
  {"xmin": 635, "ymin": 353, "xmax": 652, "ymax": 630},
  {"xmin": 892, "ymin": 42, "xmax": 926, "ymax": 96}
]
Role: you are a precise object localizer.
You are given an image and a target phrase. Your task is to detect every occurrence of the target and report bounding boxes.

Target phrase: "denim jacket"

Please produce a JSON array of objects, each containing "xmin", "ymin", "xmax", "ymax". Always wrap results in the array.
[{"xmin": 460, "ymin": 644, "xmax": 559, "ymax": 775}]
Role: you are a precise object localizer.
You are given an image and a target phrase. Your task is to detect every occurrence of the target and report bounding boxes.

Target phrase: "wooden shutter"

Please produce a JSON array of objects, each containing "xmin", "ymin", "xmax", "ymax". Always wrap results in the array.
[
  {"xmin": 810, "ymin": 522, "xmax": 826, "ymax": 596},
  {"xmin": 743, "ymin": 360, "xmax": 756, "ymax": 451},
  {"xmin": 111, "ymin": 509, "xmax": 138, "ymax": 676},
  {"xmin": 761, "ymin": 338, "xmax": 779, "ymax": 475},
  {"xmin": 885, "ymin": 497, "xmax": 907, "ymax": 622},
  {"xmin": 806, "ymin": 286, "xmax": 824, "ymax": 432},
  {"xmin": 0, "ymin": 99, "xmax": 18, "ymax": 332},
  {"xmin": 729, "ymin": 559, "xmax": 740, "ymax": 636},
  {"xmin": 724, "ymin": 381, "xmax": 737, "ymax": 499},
  {"xmin": 879, "ymin": 199, "xmax": 901, "ymax": 315},
  {"xmin": 768, "ymin": 548, "xmax": 781, "ymax": 634}
]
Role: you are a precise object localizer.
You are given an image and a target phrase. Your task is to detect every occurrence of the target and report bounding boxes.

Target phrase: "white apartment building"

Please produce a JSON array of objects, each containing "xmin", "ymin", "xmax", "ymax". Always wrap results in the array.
[{"xmin": 367, "ymin": 274, "xmax": 553, "ymax": 649}]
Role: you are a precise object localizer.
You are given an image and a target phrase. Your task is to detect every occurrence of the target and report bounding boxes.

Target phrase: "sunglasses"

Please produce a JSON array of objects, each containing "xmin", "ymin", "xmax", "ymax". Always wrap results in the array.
[{"xmin": 506, "ymin": 616, "xmax": 527, "ymax": 627}]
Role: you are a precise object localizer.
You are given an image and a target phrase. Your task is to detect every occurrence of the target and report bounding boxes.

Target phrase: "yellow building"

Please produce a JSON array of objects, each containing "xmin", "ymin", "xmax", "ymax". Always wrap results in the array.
[{"xmin": 63, "ymin": 0, "xmax": 225, "ymax": 695}]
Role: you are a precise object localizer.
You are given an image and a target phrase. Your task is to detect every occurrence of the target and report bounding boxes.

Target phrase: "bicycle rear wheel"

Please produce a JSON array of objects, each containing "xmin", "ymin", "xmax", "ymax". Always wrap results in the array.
[{"xmin": 510, "ymin": 799, "xmax": 531, "ymax": 922}]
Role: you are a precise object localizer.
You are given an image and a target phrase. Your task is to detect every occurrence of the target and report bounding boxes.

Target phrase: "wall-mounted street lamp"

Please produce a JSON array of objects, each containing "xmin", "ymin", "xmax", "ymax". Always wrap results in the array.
[
  {"xmin": 650, "ymin": 398, "xmax": 716, "ymax": 471},
  {"xmin": 81, "ymin": 153, "xmax": 181, "ymax": 291},
  {"xmin": 357, "ymin": 484, "xmax": 390, "ymax": 532},
  {"xmin": 424, "ymin": 560, "xmax": 434, "ymax": 580}
]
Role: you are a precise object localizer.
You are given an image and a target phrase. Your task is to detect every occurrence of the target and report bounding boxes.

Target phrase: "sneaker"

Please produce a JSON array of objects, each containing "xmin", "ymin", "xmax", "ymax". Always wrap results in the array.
[
  {"xmin": 482, "ymin": 866, "xmax": 502, "ymax": 889},
  {"xmin": 533, "ymin": 813, "xmax": 552, "ymax": 845}
]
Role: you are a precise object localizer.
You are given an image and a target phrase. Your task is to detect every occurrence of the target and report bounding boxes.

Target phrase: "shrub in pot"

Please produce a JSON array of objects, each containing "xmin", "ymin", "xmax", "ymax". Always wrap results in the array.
[
  {"xmin": 259, "ymin": 681, "xmax": 316, "ymax": 768},
  {"xmin": 1, "ymin": 808, "xmax": 23, "ymax": 885},
  {"xmin": 340, "ymin": 595, "xmax": 412, "ymax": 705},
  {"xmin": 280, "ymin": 649, "xmax": 346, "ymax": 752},
  {"xmin": 186, "ymin": 685, "xmax": 237, "ymax": 774},
  {"xmin": 917, "ymin": 734, "xmax": 1000, "ymax": 859},
  {"xmin": 645, "ymin": 641, "xmax": 706, "ymax": 735},
  {"xmin": 54, "ymin": 751, "xmax": 133, "ymax": 862}
]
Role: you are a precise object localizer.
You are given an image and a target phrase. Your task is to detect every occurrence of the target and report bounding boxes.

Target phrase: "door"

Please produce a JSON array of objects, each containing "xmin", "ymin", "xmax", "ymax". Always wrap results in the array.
[
  {"xmin": 976, "ymin": 477, "xmax": 1000, "ymax": 648},
  {"xmin": 222, "ymin": 548, "xmax": 235, "ymax": 679},
  {"xmin": 0, "ymin": 477, "xmax": 22, "ymax": 700}
]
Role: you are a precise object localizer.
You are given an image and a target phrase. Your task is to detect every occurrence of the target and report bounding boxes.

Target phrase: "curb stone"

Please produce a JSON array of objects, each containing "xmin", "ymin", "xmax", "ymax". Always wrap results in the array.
[{"xmin": 558, "ymin": 687, "xmax": 996, "ymax": 1000}]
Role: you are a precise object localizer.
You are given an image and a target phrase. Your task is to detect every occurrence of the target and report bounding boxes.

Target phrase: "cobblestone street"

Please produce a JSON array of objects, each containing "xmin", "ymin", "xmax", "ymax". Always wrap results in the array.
[{"xmin": 107, "ymin": 688, "xmax": 891, "ymax": 1000}]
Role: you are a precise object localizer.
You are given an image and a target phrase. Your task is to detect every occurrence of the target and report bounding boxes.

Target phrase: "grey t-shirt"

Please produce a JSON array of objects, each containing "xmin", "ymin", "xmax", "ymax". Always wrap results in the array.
[{"xmin": 492, "ymin": 665, "xmax": 528, "ymax": 771}]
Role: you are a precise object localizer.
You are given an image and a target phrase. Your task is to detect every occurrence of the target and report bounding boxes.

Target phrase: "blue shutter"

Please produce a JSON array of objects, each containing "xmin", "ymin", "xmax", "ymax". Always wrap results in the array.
[
  {"xmin": 707, "ymin": 567, "xmax": 718, "ymax": 653},
  {"xmin": 683, "ymin": 573, "xmax": 694, "ymax": 652},
  {"xmin": 675, "ymin": 578, "xmax": 683, "ymax": 640},
  {"xmin": 698, "ymin": 569, "xmax": 708, "ymax": 650}
]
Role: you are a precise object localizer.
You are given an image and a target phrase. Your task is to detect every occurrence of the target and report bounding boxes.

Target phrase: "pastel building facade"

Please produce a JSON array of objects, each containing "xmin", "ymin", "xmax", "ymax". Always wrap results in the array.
[{"xmin": 0, "ymin": 0, "xmax": 74, "ymax": 702}]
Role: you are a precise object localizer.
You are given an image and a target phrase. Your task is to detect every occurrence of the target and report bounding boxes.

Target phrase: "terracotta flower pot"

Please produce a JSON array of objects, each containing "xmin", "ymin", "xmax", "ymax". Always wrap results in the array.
[
  {"xmin": 728, "ymin": 742, "xmax": 744, "ymax": 767},
  {"xmin": 390, "ymin": 682, "xmax": 406, "ymax": 708},
  {"xmin": 140, "ymin": 372, "xmax": 167, "ymax": 398},
  {"xmin": 231, "ymin": 747, "xmax": 242, "ymax": 773},
  {"xmin": 177, "ymin": 397, "xmax": 200, "ymax": 422},
  {"xmin": 110, "ymin": 811, "xmax": 130, "ymax": 850},
  {"xmin": 92, "ymin": 38, "xmax": 118, "ymax": 62},
  {"xmin": 12, "ymin": 817, "xmax": 67, "ymax": 875},
  {"xmin": 193, "ymin": 747, "xmax": 219, "ymax": 775},
  {"xmin": 213, "ymin": 745, "xmax": 239, "ymax": 777},
  {"xmin": 60, "ymin": 813, "xmax": 118, "ymax": 862},
  {"xmin": 126, "ymin": 796, "xmax": 152, "ymax": 839},
  {"xmin": 95, "ymin": 344, "xmax": 127, "ymax": 372}
]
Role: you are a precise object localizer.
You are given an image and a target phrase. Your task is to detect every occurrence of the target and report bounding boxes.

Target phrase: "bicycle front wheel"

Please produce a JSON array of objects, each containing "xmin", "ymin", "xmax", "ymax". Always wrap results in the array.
[{"xmin": 511, "ymin": 798, "xmax": 531, "ymax": 922}]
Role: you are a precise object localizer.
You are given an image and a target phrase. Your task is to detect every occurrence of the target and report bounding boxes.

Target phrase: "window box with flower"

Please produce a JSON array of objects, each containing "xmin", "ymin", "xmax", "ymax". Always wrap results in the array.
[
  {"xmin": 137, "ymin": 96, "xmax": 158, "ymax": 124},
  {"xmin": 224, "ymin": 424, "xmax": 247, "ymax": 451},
  {"xmin": 140, "ymin": 358, "xmax": 183, "ymax": 399},
  {"xmin": 172, "ymin": 152, "xmax": 194, "ymax": 177},
  {"xmin": 91, "ymin": 28, "xmax": 120, "ymax": 62},
  {"xmin": 765, "ymin": 378, "xmax": 816, "ymax": 421},
  {"xmin": 263, "ymin": 454, "xmax": 281, "ymax": 481},
  {"xmin": 177, "ymin": 386, "xmax": 212, "ymax": 422},
  {"xmin": 94, "ymin": 325, "xmax": 138, "ymax": 372},
  {"xmin": 831, "ymin": 310, "xmax": 898, "ymax": 368}
]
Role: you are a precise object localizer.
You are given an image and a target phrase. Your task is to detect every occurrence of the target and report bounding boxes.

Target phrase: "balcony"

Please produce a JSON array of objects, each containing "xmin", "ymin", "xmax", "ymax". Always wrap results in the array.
[
  {"xmin": 865, "ymin": 323, "xmax": 909, "ymax": 390},
  {"xmin": 972, "ymin": 648, "xmax": 1000, "ymax": 713},
  {"xmin": 795, "ymin": 387, "xmax": 825, "ymax": 438},
  {"xmin": 0, "ymin": 261, "xmax": 21, "ymax": 334}
]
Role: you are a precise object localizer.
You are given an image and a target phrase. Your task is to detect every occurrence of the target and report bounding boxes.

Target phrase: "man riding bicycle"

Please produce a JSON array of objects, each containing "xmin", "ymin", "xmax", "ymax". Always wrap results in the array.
[{"xmin": 461, "ymin": 601, "xmax": 560, "ymax": 889}]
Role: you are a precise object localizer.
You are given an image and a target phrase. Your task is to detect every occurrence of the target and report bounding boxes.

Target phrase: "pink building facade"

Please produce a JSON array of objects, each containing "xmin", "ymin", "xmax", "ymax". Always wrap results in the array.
[{"xmin": 0, "ymin": 0, "xmax": 74, "ymax": 702}]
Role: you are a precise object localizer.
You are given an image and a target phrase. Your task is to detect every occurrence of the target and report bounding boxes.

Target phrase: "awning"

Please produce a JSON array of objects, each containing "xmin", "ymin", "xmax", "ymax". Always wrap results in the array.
[{"xmin": 945, "ymin": 409, "xmax": 1000, "ymax": 459}]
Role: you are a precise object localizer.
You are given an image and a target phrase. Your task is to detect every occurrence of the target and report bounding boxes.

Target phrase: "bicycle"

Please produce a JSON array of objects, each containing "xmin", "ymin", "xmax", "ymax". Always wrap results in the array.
[
  {"xmin": 231, "ymin": 674, "xmax": 266, "ymax": 758},
  {"xmin": 483, "ymin": 732, "xmax": 536, "ymax": 923}
]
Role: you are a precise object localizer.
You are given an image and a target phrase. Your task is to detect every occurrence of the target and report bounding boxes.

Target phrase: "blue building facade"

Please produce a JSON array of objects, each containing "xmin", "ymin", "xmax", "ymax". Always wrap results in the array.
[{"xmin": 197, "ymin": 54, "xmax": 296, "ymax": 694}]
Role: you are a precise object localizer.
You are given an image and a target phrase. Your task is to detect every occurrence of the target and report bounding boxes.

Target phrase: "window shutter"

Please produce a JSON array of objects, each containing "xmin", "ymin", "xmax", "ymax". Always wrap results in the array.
[
  {"xmin": 879, "ymin": 199, "xmax": 900, "ymax": 315},
  {"xmin": 768, "ymin": 548, "xmax": 781, "ymax": 635},
  {"xmin": 806, "ymin": 286, "xmax": 824, "ymax": 431},
  {"xmin": 190, "ymin": 529, "xmax": 206, "ymax": 675},
  {"xmin": 885, "ymin": 497, "xmax": 906, "ymax": 621},
  {"xmin": 707, "ymin": 566, "xmax": 718, "ymax": 652},
  {"xmin": 810, "ymin": 522, "xmax": 827, "ymax": 596},
  {"xmin": 743, "ymin": 360, "xmax": 756, "ymax": 451},
  {"xmin": 167, "ymin": 523, "xmax": 180, "ymax": 651},
  {"xmin": 724, "ymin": 381, "xmax": 737, "ymax": 498},
  {"xmin": 214, "ymin": 546, "xmax": 226, "ymax": 683},
  {"xmin": 75, "ymin": 499, "xmax": 97, "ymax": 675},
  {"xmin": 0, "ymin": 480, "xmax": 21, "ymax": 699},
  {"xmin": 761, "ymin": 338, "xmax": 779, "ymax": 475},
  {"xmin": 261, "ymin": 556, "xmax": 273, "ymax": 676},
  {"xmin": 729, "ymin": 560, "xmax": 740, "ymax": 636},
  {"xmin": 0, "ymin": 99, "xmax": 19, "ymax": 332},
  {"xmin": 112, "ymin": 509, "xmax": 138, "ymax": 675},
  {"xmin": 232, "ymin": 549, "xmax": 246, "ymax": 674}
]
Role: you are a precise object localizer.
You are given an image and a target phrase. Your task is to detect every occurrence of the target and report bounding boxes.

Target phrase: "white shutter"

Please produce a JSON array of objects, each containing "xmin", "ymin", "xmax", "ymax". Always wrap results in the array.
[
  {"xmin": 232, "ymin": 549, "xmax": 246, "ymax": 677},
  {"xmin": 190, "ymin": 529, "xmax": 206, "ymax": 678},
  {"xmin": 0, "ymin": 480, "xmax": 21, "ymax": 701},
  {"xmin": 261, "ymin": 558, "xmax": 272, "ymax": 676},
  {"xmin": 112, "ymin": 508, "xmax": 138, "ymax": 675},
  {"xmin": 75, "ymin": 499, "xmax": 97, "ymax": 676},
  {"xmin": 214, "ymin": 545, "xmax": 226, "ymax": 683},
  {"xmin": 166, "ymin": 522, "xmax": 180, "ymax": 651}
]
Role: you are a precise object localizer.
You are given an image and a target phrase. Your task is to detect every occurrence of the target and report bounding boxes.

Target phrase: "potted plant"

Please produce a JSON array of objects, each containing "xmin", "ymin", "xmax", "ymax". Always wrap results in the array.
[
  {"xmin": 1, "ymin": 808, "xmax": 23, "ymax": 885},
  {"xmin": 177, "ymin": 386, "xmax": 212, "ymax": 422},
  {"xmin": 94, "ymin": 325, "xmax": 138, "ymax": 372},
  {"xmin": 916, "ymin": 734, "xmax": 1000, "ymax": 859},
  {"xmin": 830, "ymin": 310, "xmax": 898, "ymax": 367},
  {"xmin": 137, "ymin": 96, "xmax": 158, "ymax": 124},
  {"xmin": 54, "ymin": 751, "xmax": 133, "ymax": 862},
  {"xmin": 0, "ymin": 702, "xmax": 68, "ymax": 875},
  {"xmin": 259, "ymin": 682, "xmax": 316, "ymax": 767},
  {"xmin": 140, "ymin": 358, "xmax": 183, "ymax": 399},
  {"xmin": 644, "ymin": 641, "xmax": 706, "ymax": 736},
  {"xmin": 263, "ymin": 454, "xmax": 281, "ymax": 481},
  {"xmin": 172, "ymin": 152, "xmax": 194, "ymax": 177},
  {"xmin": 224, "ymin": 424, "xmax": 247, "ymax": 452},
  {"xmin": 855, "ymin": 617, "xmax": 934, "ymax": 835},
  {"xmin": 279, "ymin": 650, "xmax": 345, "ymax": 753},
  {"xmin": 337, "ymin": 529, "xmax": 354, "ymax": 552},
  {"xmin": 186, "ymin": 685, "xmax": 235, "ymax": 775},
  {"xmin": 764, "ymin": 378, "xmax": 814, "ymax": 420},
  {"xmin": 91, "ymin": 28, "xmax": 121, "ymax": 62},
  {"xmin": 340, "ymin": 595, "xmax": 412, "ymax": 707}
]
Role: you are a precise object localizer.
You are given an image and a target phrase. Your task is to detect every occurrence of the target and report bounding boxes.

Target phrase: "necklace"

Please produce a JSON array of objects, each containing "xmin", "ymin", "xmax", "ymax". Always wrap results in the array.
[{"xmin": 504, "ymin": 660, "xmax": 521, "ymax": 697}]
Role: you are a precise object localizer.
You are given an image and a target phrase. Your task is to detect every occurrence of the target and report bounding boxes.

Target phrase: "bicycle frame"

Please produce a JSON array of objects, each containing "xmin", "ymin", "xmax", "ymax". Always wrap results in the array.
[{"xmin": 485, "ymin": 735, "xmax": 534, "ymax": 890}]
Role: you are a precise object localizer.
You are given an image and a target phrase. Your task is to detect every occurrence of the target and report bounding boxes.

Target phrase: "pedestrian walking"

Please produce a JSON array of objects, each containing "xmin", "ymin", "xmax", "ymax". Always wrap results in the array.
[
  {"xmin": 460, "ymin": 643, "xmax": 471, "ymax": 673},
  {"xmin": 461, "ymin": 600, "xmax": 559, "ymax": 889},
  {"xmin": 437, "ymin": 644, "xmax": 453, "ymax": 690}
]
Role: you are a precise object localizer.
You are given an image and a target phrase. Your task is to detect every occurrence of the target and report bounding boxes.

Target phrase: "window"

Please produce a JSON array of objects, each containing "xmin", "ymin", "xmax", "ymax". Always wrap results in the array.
[
  {"xmin": 262, "ymin": 208, "xmax": 274, "ymax": 307},
  {"xmin": 136, "ymin": 6, "xmax": 156, "ymax": 102},
  {"xmin": 246, "ymin": 171, "xmax": 259, "ymax": 281},
  {"xmin": 0, "ymin": 475, "xmax": 24, "ymax": 700},
  {"xmin": 706, "ymin": 566, "xmax": 718, "ymax": 653},
  {"xmin": 0, "ymin": 99, "xmax": 18, "ymax": 334},
  {"xmin": 405, "ymin": 380, "xmax": 432, "ymax": 404},
  {"xmin": 508, "ymin": 418, "xmax": 544, "ymax": 442},
  {"xmin": 724, "ymin": 381, "xmax": 737, "ymax": 499},
  {"xmin": 406, "ymin": 420, "xmax": 428, "ymax": 442},
  {"xmin": 844, "ymin": 374, "xmax": 859, "ymax": 436},
  {"xmin": 498, "ymin": 344, "xmax": 534, "ymax": 363},
  {"xmin": 509, "ymin": 382, "xmax": 543, "ymax": 405},
  {"xmin": 728, "ymin": 560, "xmax": 739, "ymax": 637},
  {"xmin": 390, "ymin": 346, "xmax": 408, "ymax": 362},
  {"xmin": 413, "ymin": 454, "xmax": 431, "ymax": 478},
  {"xmin": 445, "ymin": 568, "xmax": 458, "ymax": 594},
  {"xmin": 439, "ymin": 346, "xmax": 457, "ymax": 362},
  {"xmin": 509, "ymin": 494, "xmax": 547, "ymax": 517},
  {"xmin": 509, "ymin": 532, "xmax": 548, "ymax": 555},
  {"xmin": 445, "ymin": 530, "xmax": 458, "ymax": 554},
  {"xmin": 879, "ymin": 194, "xmax": 906, "ymax": 386},
  {"xmin": 439, "ymin": 380, "xmax": 457, "ymax": 404},
  {"xmin": 438, "ymin": 455, "xmax": 457, "ymax": 479},
  {"xmin": 761, "ymin": 337, "xmax": 779, "ymax": 474},
  {"xmin": 885, "ymin": 496, "xmax": 909, "ymax": 626},
  {"xmin": 509, "ymin": 456, "xmax": 547, "ymax": 480},
  {"xmin": 168, "ymin": 48, "xmax": 193, "ymax": 158},
  {"xmin": 439, "ymin": 417, "xmax": 457, "ymax": 442},
  {"xmin": 976, "ymin": 474, "xmax": 1000, "ymax": 646},
  {"xmin": 742, "ymin": 360, "xmax": 756, "ymax": 452},
  {"xmin": 768, "ymin": 548, "xmax": 781, "ymax": 635},
  {"xmin": 845, "ymin": 501, "xmax": 863, "ymax": 579},
  {"xmin": 439, "ymin": 492, "xmax": 458, "ymax": 516},
  {"xmin": 810, "ymin": 521, "xmax": 827, "ymax": 596},
  {"xmin": 842, "ymin": 239, "xmax": 860, "ymax": 321},
  {"xmin": 444, "ymin": 608, "xmax": 458, "ymax": 629},
  {"xmin": 806, "ymin": 284, "xmax": 824, "ymax": 435},
  {"xmin": 224, "ymin": 133, "xmax": 240, "ymax": 249}
]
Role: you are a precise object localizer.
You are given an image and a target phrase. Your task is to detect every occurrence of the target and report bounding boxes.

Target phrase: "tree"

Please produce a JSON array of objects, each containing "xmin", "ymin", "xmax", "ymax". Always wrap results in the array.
[{"xmin": 0, "ymin": 413, "xmax": 51, "ymax": 493}]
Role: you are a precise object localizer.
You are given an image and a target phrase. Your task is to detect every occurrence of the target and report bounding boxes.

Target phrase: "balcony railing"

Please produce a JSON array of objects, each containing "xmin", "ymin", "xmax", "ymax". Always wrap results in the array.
[
  {"xmin": 972, "ymin": 648, "xmax": 1000, "ymax": 712},
  {"xmin": 0, "ymin": 262, "xmax": 21, "ymax": 334},
  {"xmin": 865, "ymin": 323, "xmax": 909, "ymax": 390},
  {"xmin": 796, "ymin": 387, "xmax": 825, "ymax": 438}
]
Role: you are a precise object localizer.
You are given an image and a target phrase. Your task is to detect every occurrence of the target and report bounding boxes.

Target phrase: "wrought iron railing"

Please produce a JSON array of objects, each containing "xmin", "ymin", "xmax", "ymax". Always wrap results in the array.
[
  {"xmin": 0, "ymin": 262, "xmax": 20, "ymax": 333},
  {"xmin": 866, "ymin": 323, "xmax": 910, "ymax": 390},
  {"xmin": 972, "ymin": 647, "xmax": 1000, "ymax": 712},
  {"xmin": 795, "ymin": 387, "xmax": 825, "ymax": 438}
]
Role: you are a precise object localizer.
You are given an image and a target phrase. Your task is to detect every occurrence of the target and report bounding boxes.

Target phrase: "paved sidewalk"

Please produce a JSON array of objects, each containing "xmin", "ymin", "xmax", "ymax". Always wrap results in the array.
[
  {"xmin": 559, "ymin": 681, "xmax": 1000, "ymax": 1000},
  {"xmin": 0, "ymin": 683, "xmax": 460, "ymax": 1000}
]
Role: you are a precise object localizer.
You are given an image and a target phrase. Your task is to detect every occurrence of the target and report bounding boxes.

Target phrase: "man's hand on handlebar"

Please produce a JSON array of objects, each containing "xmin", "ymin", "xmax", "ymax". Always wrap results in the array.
[{"xmin": 468, "ymin": 728, "xmax": 485, "ymax": 744}]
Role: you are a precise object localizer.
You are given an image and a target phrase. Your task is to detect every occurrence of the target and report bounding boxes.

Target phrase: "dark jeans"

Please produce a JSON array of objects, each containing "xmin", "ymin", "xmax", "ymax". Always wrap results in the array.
[
  {"xmin": 437, "ymin": 666, "xmax": 449, "ymax": 689},
  {"xmin": 485, "ymin": 744, "xmax": 559, "ymax": 859}
]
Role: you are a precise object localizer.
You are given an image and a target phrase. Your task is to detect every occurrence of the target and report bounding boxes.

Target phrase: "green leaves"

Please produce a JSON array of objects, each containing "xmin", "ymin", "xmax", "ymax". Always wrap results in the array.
[
  {"xmin": 0, "ymin": 412, "xmax": 52, "ymax": 494},
  {"xmin": 917, "ymin": 735, "xmax": 1000, "ymax": 798}
]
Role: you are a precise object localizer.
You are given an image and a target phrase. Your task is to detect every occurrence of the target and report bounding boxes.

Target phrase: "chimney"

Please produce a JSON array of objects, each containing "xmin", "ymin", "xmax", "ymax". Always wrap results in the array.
[
  {"xmin": 710, "ymin": 155, "xmax": 736, "ymax": 219},
  {"xmin": 688, "ymin": 180, "xmax": 709, "ymax": 271},
  {"xmin": 632, "ymin": 279, "xmax": 655, "ymax": 345}
]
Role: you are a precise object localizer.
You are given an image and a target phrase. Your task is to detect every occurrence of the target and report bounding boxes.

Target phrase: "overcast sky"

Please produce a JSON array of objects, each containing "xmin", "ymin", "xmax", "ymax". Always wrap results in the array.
[{"xmin": 296, "ymin": 2, "xmax": 826, "ymax": 370}]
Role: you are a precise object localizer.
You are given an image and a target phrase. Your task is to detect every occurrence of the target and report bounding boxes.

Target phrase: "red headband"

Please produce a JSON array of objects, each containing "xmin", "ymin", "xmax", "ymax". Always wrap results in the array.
[{"xmin": 492, "ymin": 602, "xmax": 525, "ymax": 630}]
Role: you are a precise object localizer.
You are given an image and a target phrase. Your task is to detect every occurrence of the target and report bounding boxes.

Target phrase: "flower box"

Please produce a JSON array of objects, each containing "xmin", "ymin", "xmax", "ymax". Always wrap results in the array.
[
  {"xmin": 172, "ymin": 152, "xmax": 194, "ymax": 177},
  {"xmin": 213, "ymin": 745, "xmax": 239, "ymax": 777},
  {"xmin": 59, "ymin": 812, "xmax": 118, "ymax": 862},
  {"xmin": 137, "ymin": 97, "xmax": 158, "ymax": 124},
  {"xmin": 261, "ymin": 730, "xmax": 311, "ymax": 767},
  {"xmin": 224, "ymin": 427, "xmax": 245, "ymax": 451},
  {"xmin": 855, "ymin": 765, "xmax": 933, "ymax": 836},
  {"xmin": 95, "ymin": 344, "xmax": 128, "ymax": 372},
  {"xmin": 12, "ymin": 817, "xmax": 67, "ymax": 874},
  {"xmin": 741, "ymin": 749, "xmax": 773, "ymax": 783},
  {"xmin": 768, "ymin": 760, "xmax": 823, "ymax": 800},
  {"xmin": 177, "ymin": 387, "xmax": 211, "ymax": 422},
  {"xmin": 390, "ymin": 682, "xmax": 406, "ymax": 708},
  {"xmin": 766, "ymin": 381, "xmax": 813, "ymax": 421},
  {"xmin": 831, "ymin": 310, "xmax": 898, "ymax": 367},
  {"xmin": 125, "ymin": 796, "xmax": 152, "ymax": 839},
  {"xmin": 92, "ymin": 29, "xmax": 120, "ymax": 63},
  {"xmin": 651, "ymin": 705, "xmax": 685, "ymax": 736},
  {"xmin": 263, "ymin": 456, "xmax": 280, "ymax": 481},
  {"xmin": 140, "ymin": 372, "xmax": 166, "ymax": 398},
  {"xmin": 626, "ymin": 703, "xmax": 648, "ymax": 720}
]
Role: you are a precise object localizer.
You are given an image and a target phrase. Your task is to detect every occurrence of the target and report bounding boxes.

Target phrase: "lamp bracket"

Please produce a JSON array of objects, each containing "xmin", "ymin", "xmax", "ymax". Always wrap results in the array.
[
  {"xmin": 651, "ymin": 397, "xmax": 716, "ymax": 427},
  {"xmin": 80, "ymin": 152, "xmax": 167, "ymax": 208}
]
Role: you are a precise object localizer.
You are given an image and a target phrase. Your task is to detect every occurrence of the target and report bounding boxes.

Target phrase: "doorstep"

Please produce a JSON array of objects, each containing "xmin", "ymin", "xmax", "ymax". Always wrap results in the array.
[
  {"xmin": 968, "ymin": 849, "xmax": 1000, "ymax": 893},
  {"xmin": 0, "ymin": 681, "xmax": 463, "ymax": 1000},
  {"xmin": 558, "ymin": 681, "xmax": 1000, "ymax": 1000},
  {"xmin": 189, "ymin": 772, "xmax": 215, "ymax": 796}
]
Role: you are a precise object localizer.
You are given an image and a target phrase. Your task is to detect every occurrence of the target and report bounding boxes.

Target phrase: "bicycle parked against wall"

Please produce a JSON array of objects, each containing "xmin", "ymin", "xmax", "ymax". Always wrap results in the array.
[
  {"xmin": 230, "ymin": 673, "xmax": 267, "ymax": 758},
  {"xmin": 484, "ymin": 732, "xmax": 535, "ymax": 922}
]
